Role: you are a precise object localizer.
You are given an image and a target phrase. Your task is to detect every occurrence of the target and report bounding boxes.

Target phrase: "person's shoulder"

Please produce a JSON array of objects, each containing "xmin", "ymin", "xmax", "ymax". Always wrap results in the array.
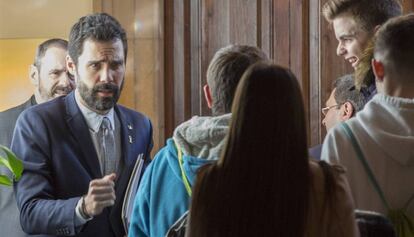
[
  {"xmin": 309, "ymin": 160, "xmax": 345, "ymax": 177},
  {"xmin": 23, "ymin": 97, "xmax": 64, "ymax": 116},
  {"xmin": 322, "ymin": 124, "xmax": 346, "ymax": 151},
  {"xmin": 309, "ymin": 160, "xmax": 347, "ymax": 194},
  {"xmin": 0, "ymin": 105, "xmax": 23, "ymax": 121},
  {"xmin": 0, "ymin": 100, "xmax": 31, "ymax": 118},
  {"xmin": 116, "ymin": 105, "xmax": 150, "ymax": 122},
  {"xmin": 137, "ymin": 140, "xmax": 177, "ymax": 193},
  {"xmin": 321, "ymin": 121, "xmax": 358, "ymax": 163},
  {"xmin": 14, "ymin": 97, "xmax": 66, "ymax": 128},
  {"xmin": 325, "ymin": 119, "xmax": 362, "ymax": 144},
  {"xmin": 150, "ymin": 139, "xmax": 180, "ymax": 170},
  {"xmin": 116, "ymin": 104, "xmax": 144, "ymax": 115},
  {"xmin": 152, "ymin": 141, "xmax": 175, "ymax": 163}
]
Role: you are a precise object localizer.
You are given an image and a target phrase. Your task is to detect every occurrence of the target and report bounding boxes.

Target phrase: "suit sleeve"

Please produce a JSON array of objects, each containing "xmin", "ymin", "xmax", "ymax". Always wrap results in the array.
[{"xmin": 11, "ymin": 110, "xmax": 80, "ymax": 236}]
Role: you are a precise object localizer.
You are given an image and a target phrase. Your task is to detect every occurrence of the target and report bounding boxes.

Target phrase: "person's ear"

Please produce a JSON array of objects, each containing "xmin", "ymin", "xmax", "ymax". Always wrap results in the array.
[
  {"xmin": 341, "ymin": 101, "xmax": 355, "ymax": 121},
  {"xmin": 29, "ymin": 64, "xmax": 39, "ymax": 86},
  {"xmin": 372, "ymin": 58, "xmax": 385, "ymax": 82},
  {"xmin": 66, "ymin": 55, "xmax": 77, "ymax": 81},
  {"xmin": 374, "ymin": 24, "xmax": 381, "ymax": 33},
  {"xmin": 203, "ymin": 84, "xmax": 213, "ymax": 109}
]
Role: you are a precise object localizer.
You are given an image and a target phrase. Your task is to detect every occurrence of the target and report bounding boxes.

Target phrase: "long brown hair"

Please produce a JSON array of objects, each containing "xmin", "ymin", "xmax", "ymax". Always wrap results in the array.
[
  {"xmin": 188, "ymin": 62, "xmax": 310, "ymax": 237},
  {"xmin": 354, "ymin": 39, "xmax": 375, "ymax": 90}
]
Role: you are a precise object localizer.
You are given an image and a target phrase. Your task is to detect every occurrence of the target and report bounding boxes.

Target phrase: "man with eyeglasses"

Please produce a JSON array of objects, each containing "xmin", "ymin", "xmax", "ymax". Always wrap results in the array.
[{"xmin": 309, "ymin": 74, "xmax": 365, "ymax": 159}]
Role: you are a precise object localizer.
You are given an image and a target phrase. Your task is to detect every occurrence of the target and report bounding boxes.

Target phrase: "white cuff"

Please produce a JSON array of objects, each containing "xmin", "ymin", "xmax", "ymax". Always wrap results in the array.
[{"xmin": 75, "ymin": 197, "xmax": 92, "ymax": 227}]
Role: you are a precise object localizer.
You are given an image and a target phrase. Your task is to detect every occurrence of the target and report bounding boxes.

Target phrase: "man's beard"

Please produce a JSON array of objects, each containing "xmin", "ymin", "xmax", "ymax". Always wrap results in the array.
[
  {"xmin": 39, "ymin": 79, "xmax": 72, "ymax": 102},
  {"xmin": 77, "ymin": 79, "xmax": 122, "ymax": 112}
]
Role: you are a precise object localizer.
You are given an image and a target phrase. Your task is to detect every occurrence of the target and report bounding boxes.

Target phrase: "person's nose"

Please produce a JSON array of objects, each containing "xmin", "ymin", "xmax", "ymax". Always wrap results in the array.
[
  {"xmin": 99, "ymin": 66, "xmax": 114, "ymax": 83},
  {"xmin": 322, "ymin": 116, "xmax": 327, "ymax": 127},
  {"xmin": 336, "ymin": 42, "xmax": 346, "ymax": 56},
  {"xmin": 58, "ymin": 72, "xmax": 73, "ymax": 88}
]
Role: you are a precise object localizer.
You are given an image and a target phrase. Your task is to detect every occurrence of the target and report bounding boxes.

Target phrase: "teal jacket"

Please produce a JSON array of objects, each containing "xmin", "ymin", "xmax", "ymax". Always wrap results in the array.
[{"xmin": 128, "ymin": 114, "xmax": 230, "ymax": 237}]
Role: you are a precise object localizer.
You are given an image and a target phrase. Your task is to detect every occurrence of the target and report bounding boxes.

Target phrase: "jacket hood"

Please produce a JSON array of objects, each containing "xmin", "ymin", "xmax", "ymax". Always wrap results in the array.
[
  {"xmin": 163, "ymin": 114, "xmax": 231, "ymax": 185},
  {"xmin": 173, "ymin": 113, "xmax": 231, "ymax": 160},
  {"xmin": 354, "ymin": 94, "xmax": 414, "ymax": 166}
]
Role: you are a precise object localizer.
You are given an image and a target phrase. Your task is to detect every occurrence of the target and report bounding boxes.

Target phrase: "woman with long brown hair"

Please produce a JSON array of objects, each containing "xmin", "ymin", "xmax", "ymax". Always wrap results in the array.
[{"xmin": 187, "ymin": 62, "xmax": 358, "ymax": 237}]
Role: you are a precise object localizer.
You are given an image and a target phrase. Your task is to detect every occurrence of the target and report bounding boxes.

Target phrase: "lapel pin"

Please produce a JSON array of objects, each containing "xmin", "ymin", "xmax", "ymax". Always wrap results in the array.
[
  {"xmin": 128, "ymin": 124, "xmax": 133, "ymax": 130},
  {"xmin": 129, "ymin": 135, "xmax": 133, "ymax": 144}
]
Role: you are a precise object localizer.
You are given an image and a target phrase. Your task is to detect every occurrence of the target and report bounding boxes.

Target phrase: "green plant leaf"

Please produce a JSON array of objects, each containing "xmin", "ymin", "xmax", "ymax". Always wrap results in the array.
[
  {"xmin": 0, "ymin": 175, "xmax": 12, "ymax": 186},
  {"xmin": 0, "ymin": 145, "xmax": 23, "ymax": 182}
]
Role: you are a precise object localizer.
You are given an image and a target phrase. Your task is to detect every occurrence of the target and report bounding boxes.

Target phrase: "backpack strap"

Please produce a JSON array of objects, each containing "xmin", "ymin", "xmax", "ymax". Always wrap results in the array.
[
  {"xmin": 340, "ymin": 122, "xmax": 390, "ymax": 210},
  {"xmin": 173, "ymin": 138, "xmax": 192, "ymax": 197}
]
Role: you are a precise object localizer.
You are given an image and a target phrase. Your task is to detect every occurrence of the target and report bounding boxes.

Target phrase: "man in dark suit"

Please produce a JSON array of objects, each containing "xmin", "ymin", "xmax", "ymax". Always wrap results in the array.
[
  {"xmin": 11, "ymin": 13, "xmax": 153, "ymax": 237},
  {"xmin": 0, "ymin": 38, "xmax": 73, "ymax": 237}
]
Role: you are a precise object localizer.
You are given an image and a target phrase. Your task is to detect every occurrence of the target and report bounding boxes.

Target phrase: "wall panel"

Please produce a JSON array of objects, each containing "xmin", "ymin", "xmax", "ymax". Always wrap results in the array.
[
  {"xmin": 165, "ymin": 0, "xmax": 414, "ymax": 147},
  {"xmin": 94, "ymin": 0, "xmax": 164, "ymax": 153},
  {"xmin": 165, "ymin": 0, "xmax": 311, "ymax": 143}
]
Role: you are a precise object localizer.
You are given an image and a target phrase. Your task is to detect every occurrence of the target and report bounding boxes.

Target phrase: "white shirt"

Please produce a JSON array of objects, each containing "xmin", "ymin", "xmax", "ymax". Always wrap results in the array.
[{"xmin": 73, "ymin": 90, "xmax": 121, "ymax": 226}]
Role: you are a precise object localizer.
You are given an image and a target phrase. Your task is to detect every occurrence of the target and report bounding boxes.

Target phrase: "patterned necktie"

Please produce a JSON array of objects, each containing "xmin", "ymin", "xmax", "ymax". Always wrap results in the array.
[{"xmin": 100, "ymin": 117, "xmax": 117, "ymax": 175}]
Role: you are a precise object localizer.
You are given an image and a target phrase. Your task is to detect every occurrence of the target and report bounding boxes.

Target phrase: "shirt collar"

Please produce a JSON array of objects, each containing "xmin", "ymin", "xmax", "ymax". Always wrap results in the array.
[{"xmin": 75, "ymin": 90, "xmax": 115, "ymax": 133}]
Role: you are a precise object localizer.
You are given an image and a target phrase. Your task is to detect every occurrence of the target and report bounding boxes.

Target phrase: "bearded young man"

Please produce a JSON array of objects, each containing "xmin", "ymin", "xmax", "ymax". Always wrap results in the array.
[{"xmin": 11, "ymin": 13, "xmax": 153, "ymax": 237}]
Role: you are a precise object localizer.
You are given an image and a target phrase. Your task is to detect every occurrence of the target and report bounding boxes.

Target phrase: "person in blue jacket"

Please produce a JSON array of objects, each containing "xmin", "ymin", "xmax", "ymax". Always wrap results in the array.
[{"xmin": 128, "ymin": 45, "xmax": 268, "ymax": 237}]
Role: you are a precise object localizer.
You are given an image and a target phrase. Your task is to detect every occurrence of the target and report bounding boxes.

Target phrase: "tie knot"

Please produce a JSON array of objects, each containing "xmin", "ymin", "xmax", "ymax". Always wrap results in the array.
[{"xmin": 101, "ymin": 117, "xmax": 112, "ymax": 130}]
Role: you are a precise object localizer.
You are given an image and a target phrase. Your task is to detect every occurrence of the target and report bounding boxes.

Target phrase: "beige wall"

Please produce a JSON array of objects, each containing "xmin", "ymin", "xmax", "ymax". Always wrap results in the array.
[
  {"xmin": 93, "ymin": 0, "xmax": 164, "ymax": 153},
  {"xmin": 0, "ymin": 0, "xmax": 93, "ymax": 39}
]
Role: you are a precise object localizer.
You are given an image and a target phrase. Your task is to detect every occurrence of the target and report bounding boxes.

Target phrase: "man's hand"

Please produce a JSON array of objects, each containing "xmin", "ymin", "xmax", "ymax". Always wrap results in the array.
[{"xmin": 84, "ymin": 173, "xmax": 116, "ymax": 217}]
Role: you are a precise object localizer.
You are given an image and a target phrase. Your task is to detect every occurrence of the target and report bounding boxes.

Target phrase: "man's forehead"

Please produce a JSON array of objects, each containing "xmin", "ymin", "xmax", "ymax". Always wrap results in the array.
[
  {"xmin": 82, "ymin": 39, "xmax": 124, "ymax": 56},
  {"xmin": 332, "ymin": 13, "xmax": 365, "ymax": 35},
  {"xmin": 42, "ymin": 46, "xmax": 67, "ymax": 58},
  {"xmin": 40, "ymin": 47, "xmax": 67, "ymax": 66},
  {"xmin": 334, "ymin": 19, "xmax": 356, "ymax": 32}
]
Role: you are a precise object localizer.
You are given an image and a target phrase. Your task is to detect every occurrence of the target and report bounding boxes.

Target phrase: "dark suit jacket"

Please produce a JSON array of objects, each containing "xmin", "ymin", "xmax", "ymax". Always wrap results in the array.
[
  {"xmin": 11, "ymin": 92, "xmax": 153, "ymax": 237},
  {"xmin": 0, "ymin": 96, "xmax": 36, "ymax": 147},
  {"xmin": 0, "ymin": 96, "xmax": 36, "ymax": 237}
]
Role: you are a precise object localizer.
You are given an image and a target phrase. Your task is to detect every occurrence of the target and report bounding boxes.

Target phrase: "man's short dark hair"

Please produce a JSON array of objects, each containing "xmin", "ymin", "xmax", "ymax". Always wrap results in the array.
[
  {"xmin": 333, "ymin": 74, "xmax": 365, "ymax": 113},
  {"xmin": 34, "ymin": 38, "xmax": 68, "ymax": 70},
  {"xmin": 206, "ymin": 45, "xmax": 268, "ymax": 115},
  {"xmin": 322, "ymin": 0, "xmax": 402, "ymax": 31},
  {"xmin": 375, "ymin": 13, "xmax": 414, "ymax": 80},
  {"xmin": 68, "ymin": 13, "xmax": 127, "ymax": 66}
]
